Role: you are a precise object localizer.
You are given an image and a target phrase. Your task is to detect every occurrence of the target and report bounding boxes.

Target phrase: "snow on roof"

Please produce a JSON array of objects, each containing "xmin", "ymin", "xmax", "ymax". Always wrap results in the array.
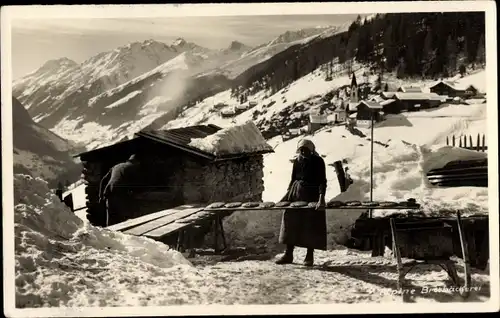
[
  {"xmin": 221, "ymin": 107, "xmax": 236, "ymax": 115},
  {"xmin": 348, "ymin": 101, "xmax": 360, "ymax": 111},
  {"xmin": 370, "ymin": 95, "xmax": 385, "ymax": 103},
  {"xmin": 429, "ymin": 80, "xmax": 473, "ymax": 91},
  {"xmin": 398, "ymin": 86, "xmax": 423, "ymax": 93},
  {"xmin": 381, "ymin": 92, "xmax": 397, "ymax": 98},
  {"xmin": 394, "ymin": 92, "xmax": 442, "ymax": 100},
  {"xmin": 309, "ymin": 113, "xmax": 328, "ymax": 124},
  {"xmin": 380, "ymin": 99, "xmax": 396, "ymax": 106},
  {"xmin": 359, "ymin": 100, "xmax": 382, "ymax": 109},
  {"xmin": 188, "ymin": 121, "xmax": 273, "ymax": 156}
]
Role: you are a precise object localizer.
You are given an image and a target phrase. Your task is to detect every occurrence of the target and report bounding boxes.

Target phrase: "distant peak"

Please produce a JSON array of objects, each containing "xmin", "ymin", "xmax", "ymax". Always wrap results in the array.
[
  {"xmin": 39, "ymin": 57, "xmax": 78, "ymax": 72},
  {"xmin": 172, "ymin": 38, "xmax": 187, "ymax": 46},
  {"xmin": 228, "ymin": 40, "xmax": 247, "ymax": 51}
]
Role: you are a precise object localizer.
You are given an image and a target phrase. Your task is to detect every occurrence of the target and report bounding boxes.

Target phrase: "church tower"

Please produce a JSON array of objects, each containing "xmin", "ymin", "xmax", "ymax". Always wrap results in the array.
[{"xmin": 350, "ymin": 72, "xmax": 359, "ymax": 103}]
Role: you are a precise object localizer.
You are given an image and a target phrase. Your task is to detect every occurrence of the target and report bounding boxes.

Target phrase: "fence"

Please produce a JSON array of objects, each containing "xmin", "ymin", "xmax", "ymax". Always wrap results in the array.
[{"xmin": 446, "ymin": 133, "xmax": 487, "ymax": 152}]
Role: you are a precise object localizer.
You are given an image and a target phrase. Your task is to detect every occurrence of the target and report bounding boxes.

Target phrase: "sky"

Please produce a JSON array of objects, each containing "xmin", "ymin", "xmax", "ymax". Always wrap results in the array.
[{"xmin": 11, "ymin": 14, "xmax": 359, "ymax": 80}]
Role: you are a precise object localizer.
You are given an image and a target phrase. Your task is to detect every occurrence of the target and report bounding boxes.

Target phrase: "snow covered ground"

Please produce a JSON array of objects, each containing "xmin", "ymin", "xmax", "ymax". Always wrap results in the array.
[{"xmin": 12, "ymin": 173, "xmax": 491, "ymax": 308}]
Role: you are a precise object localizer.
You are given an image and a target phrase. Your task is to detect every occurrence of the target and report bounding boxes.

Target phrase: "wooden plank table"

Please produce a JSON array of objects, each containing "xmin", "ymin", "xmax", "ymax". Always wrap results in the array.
[
  {"xmin": 123, "ymin": 205, "xmax": 205, "ymax": 236},
  {"xmin": 106, "ymin": 204, "xmax": 202, "ymax": 232}
]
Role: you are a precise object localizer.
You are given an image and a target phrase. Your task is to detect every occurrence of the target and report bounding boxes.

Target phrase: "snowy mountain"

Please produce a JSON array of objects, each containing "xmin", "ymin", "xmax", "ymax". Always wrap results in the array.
[
  {"xmin": 13, "ymin": 39, "xmax": 215, "ymax": 127},
  {"xmin": 12, "ymin": 25, "xmax": 349, "ymax": 151},
  {"xmin": 216, "ymin": 25, "xmax": 344, "ymax": 79},
  {"xmin": 12, "ymin": 97, "xmax": 83, "ymax": 188}
]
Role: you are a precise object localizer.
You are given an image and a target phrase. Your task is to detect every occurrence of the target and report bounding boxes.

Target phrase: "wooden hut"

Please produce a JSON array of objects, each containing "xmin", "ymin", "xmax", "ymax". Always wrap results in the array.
[
  {"xmin": 355, "ymin": 101, "xmax": 384, "ymax": 127},
  {"xmin": 308, "ymin": 113, "xmax": 329, "ymax": 133},
  {"xmin": 429, "ymin": 81, "xmax": 464, "ymax": 97},
  {"xmin": 394, "ymin": 92, "xmax": 443, "ymax": 111},
  {"xmin": 397, "ymin": 86, "xmax": 423, "ymax": 93},
  {"xmin": 74, "ymin": 123, "xmax": 274, "ymax": 227}
]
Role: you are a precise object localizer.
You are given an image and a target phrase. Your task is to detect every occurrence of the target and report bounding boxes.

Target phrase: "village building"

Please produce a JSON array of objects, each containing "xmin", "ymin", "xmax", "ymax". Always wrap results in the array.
[
  {"xmin": 74, "ymin": 122, "xmax": 274, "ymax": 227},
  {"xmin": 213, "ymin": 102, "xmax": 227, "ymax": 110},
  {"xmin": 379, "ymin": 99, "xmax": 398, "ymax": 114},
  {"xmin": 347, "ymin": 72, "xmax": 361, "ymax": 114},
  {"xmin": 220, "ymin": 107, "xmax": 236, "ymax": 118},
  {"xmin": 428, "ymin": 81, "xmax": 480, "ymax": 99},
  {"xmin": 381, "ymin": 91, "xmax": 397, "ymax": 100},
  {"xmin": 392, "ymin": 92, "xmax": 444, "ymax": 112},
  {"xmin": 308, "ymin": 113, "xmax": 329, "ymax": 133},
  {"xmin": 355, "ymin": 101, "xmax": 384, "ymax": 127},
  {"xmin": 397, "ymin": 86, "xmax": 424, "ymax": 93},
  {"xmin": 235, "ymin": 103, "xmax": 249, "ymax": 112},
  {"xmin": 329, "ymin": 102, "xmax": 347, "ymax": 123}
]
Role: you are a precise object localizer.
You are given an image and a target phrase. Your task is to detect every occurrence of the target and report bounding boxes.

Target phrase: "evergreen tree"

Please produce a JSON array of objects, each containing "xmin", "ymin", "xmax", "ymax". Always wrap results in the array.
[
  {"xmin": 421, "ymin": 29, "xmax": 435, "ymax": 77},
  {"xmin": 383, "ymin": 24, "xmax": 398, "ymax": 70},
  {"xmin": 459, "ymin": 64, "xmax": 467, "ymax": 76},
  {"xmin": 396, "ymin": 57, "xmax": 407, "ymax": 78},
  {"xmin": 476, "ymin": 33, "xmax": 485, "ymax": 66},
  {"xmin": 446, "ymin": 35, "xmax": 458, "ymax": 75},
  {"xmin": 384, "ymin": 83, "xmax": 389, "ymax": 92},
  {"xmin": 346, "ymin": 31, "xmax": 359, "ymax": 62}
]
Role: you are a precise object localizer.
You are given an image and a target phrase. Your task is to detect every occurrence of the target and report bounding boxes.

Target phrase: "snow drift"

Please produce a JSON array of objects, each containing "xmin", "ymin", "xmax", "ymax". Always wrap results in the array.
[
  {"xmin": 188, "ymin": 121, "xmax": 273, "ymax": 156},
  {"xmin": 347, "ymin": 141, "xmax": 489, "ymax": 217},
  {"xmin": 14, "ymin": 174, "xmax": 192, "ymax": 308}
]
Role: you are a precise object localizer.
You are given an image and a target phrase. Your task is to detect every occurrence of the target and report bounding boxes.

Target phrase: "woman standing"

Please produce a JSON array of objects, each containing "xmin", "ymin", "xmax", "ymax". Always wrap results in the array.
[{"xmin": 276, "ymin": 139, "xmax": 328, "ymax": 267}]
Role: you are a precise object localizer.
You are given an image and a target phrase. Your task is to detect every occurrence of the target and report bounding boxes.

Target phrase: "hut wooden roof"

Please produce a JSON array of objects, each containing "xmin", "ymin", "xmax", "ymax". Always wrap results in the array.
[{"xmin": 74, "ymin": 124, "xmax": 274, "ymax": 161}]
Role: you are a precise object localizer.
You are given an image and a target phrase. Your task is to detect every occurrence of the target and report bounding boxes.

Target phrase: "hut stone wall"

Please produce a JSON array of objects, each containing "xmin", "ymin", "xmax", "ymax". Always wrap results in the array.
[
  {"xmin": 83, "ymin": 152, "xmax": 266, "ymax": 227},
  {"xmin": 182, "ymin": 155, "xmax": 265, "ymax": 203}
]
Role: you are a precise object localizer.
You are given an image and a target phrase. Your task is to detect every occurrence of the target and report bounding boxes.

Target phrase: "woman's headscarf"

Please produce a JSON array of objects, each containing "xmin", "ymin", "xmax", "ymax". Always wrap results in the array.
[{"xmin": 296, "ymin": 138, "xmax": 320, "ymax": 157}]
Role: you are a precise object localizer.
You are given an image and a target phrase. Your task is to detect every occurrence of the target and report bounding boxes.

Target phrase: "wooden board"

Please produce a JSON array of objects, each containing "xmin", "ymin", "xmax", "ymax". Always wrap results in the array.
[
  {"xmin": 144, "ymin": 218, "xmax": 206, "ymax": 239},
  {"xmin": 123, "ymin": 206, "xmax": 204, "ymax": 236},
  {"xmin": 107, "ymin": 204, "xmax": 203, "ymax": 232}
]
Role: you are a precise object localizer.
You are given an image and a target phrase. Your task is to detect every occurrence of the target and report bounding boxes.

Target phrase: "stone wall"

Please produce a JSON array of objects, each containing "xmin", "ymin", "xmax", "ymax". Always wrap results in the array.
[{"xmin": 182, "ymin": 155, "xmax": 265, "ymax": 203}]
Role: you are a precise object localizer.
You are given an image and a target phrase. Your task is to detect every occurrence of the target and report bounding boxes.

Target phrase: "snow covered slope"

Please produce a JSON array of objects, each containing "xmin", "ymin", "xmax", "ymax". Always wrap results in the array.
[
  {"xmin": 12, "ymin": 39, "xmax": 214, "ymax": 128},
  {"xmin": 217, "ymin": 26, "xmax": 344, "ymax": 79},
  {"xmin": 49, "ymin": 53, "xmax": 232, "ymax": 150},
  {"xmin": 12, "ymin": 97, "xmax": 83, "ymax": 188}
]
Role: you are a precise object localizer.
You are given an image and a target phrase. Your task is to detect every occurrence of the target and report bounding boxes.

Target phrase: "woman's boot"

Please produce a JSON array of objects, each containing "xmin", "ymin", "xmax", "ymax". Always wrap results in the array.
[
  {"xmin": 275, "ymin": 245, "xmax": 294, "ymax": 264},
  {"xmin": 303, "ymin": 249, "xmax": 314, "ymax": 267}
]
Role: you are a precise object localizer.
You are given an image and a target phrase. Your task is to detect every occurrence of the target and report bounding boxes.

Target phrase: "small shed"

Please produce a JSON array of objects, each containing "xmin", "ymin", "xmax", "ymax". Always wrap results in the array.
[
  {"xmin": 213, "ymin": 102, "xmax": 227, "ymax": 110},
  {"xmin": 397, "ymin": 86, "xmax": 423, "ymax": 93},
  {"xmin": 381, "ymin": 92, "xmax": 397, "ymax": 99},
  {"xmin": 464, "ymin": 85, "xmax": 479, "ymax": 98},
  {"xmin": 394, "ymin": 92, "xmax": 443, "ymax": 111},
  {"xmin": 380, "ymin": 99, "xmax": 399, "ymax": 114},
  {"xmin": 308, "ymin": 113, "xmax": 329, "ymax": 133},
  {"xmin": 220, "ymin": 107, "xmax": 236, "ymax": 118},
  {"xmin": 429, "ymin": 81, "xmax": 464, "ymax": 97},
  {"xmin": 74, "ymin": 122, "xmax": 274, "ymax": 227},
  {"xmin": 331, "ymin": 103, "xmax": 347, "ymax": 123},
  {"xmin": 355, "ymin": 101, "xmax": 384, "ymax": 126}
]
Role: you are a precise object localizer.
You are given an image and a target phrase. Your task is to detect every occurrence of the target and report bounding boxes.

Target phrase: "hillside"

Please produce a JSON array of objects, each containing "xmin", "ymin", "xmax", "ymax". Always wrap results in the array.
[{"xmin": 12, "ymin": 97, "xmax": 83, "ymax": 189}]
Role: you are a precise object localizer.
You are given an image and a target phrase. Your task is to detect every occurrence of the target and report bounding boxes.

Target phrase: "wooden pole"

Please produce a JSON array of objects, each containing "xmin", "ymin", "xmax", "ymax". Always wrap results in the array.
[
  {"xmin": 469, "ymin": 135, "xmax": 473, "ymax": 150},
  {"xmin": 452, "ymin": 135, "xmax": 456, "ymax": 147},
  {"xmin": 446, "ymin": 136, "xmax": 449, "ymax": 146},
  {"xmin": 369, "ymin": 111, "xmax": 374, "ymax": 218},
  {"xmin": 482, "ymin": 134, "xmax": 486, "ymax": 152},
  {"xmin": 333, "ymin": 160, "xmax": 348, "ymax": 192}
]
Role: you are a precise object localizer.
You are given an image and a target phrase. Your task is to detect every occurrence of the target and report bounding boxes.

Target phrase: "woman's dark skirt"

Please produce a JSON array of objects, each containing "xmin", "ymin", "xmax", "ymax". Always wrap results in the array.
[{"xmin": 278, "ymin": 180, "xmax": 328, "ymax": 250}]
